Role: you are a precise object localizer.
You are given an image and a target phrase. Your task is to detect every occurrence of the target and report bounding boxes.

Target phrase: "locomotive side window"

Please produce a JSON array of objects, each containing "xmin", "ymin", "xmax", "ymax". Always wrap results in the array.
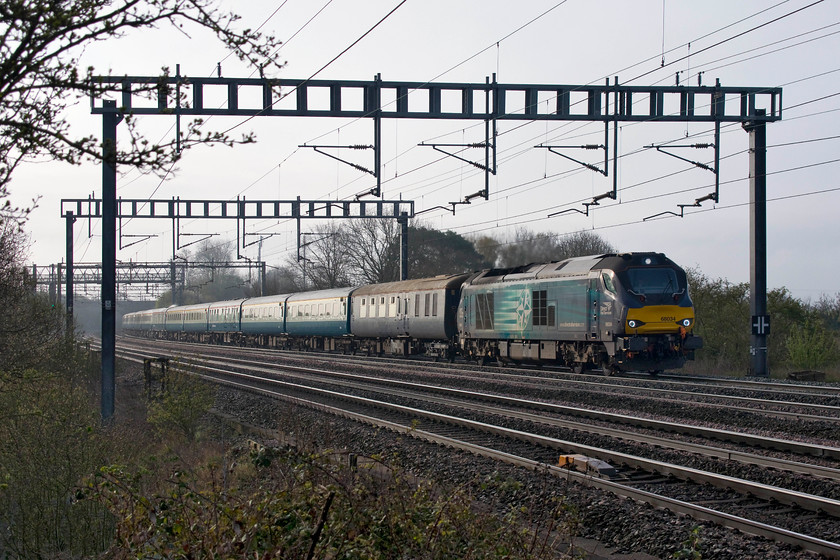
[
  {"xmin": 533, "ymin": 290, "xmax": 548, "ymax": 326},
  {"xmin": 475, "ymin": 293, "xmax": 494, "ymax": 330}
]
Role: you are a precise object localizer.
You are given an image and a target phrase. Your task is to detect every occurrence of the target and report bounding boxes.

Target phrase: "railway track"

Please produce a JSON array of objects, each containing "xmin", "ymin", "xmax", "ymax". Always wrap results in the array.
[
  {"xmin": 117, "ymin": 335, "xmax": 840, "ymax": 425},
  {"xmin": 104, "ymin": 337, "xmax": 840, "ymax": 558}
]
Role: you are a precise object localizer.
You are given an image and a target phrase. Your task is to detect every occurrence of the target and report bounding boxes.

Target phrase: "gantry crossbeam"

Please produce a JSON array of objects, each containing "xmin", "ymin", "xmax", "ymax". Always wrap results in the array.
[{"xmin": 93, "ymin": 75, "xmax": 782, "ymax": 123}]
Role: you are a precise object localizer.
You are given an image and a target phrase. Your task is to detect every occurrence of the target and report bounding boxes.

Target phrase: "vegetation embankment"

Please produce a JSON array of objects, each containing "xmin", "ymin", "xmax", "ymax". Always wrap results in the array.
[{"xmin": 1, "ymin": 223, "xmax": 574, "ymax": 558}]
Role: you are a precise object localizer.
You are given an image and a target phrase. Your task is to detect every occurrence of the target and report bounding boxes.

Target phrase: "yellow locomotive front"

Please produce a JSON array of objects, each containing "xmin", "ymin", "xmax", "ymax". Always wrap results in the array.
[{"xmin": 598, "ymin": 253, "xmax": 702, "ymax": 372}]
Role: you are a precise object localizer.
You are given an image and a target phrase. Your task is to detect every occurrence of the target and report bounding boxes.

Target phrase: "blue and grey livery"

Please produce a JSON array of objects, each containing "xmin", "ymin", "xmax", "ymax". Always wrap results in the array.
[{"xmin": 122, "ymin": 252, "xmax": 702, "ymax": 374}]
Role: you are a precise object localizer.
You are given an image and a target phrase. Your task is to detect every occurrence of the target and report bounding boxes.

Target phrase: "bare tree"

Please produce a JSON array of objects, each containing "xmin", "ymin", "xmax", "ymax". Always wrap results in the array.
[
  {"xmin": 344, "ymin": 219, "xmax": 402, "ymax": 284},
  {"xmin": 290, "ymin": 222, "xmax": 352, "ymax": 289},
  {"xmin": 0, "ymin": 1, "xmax": 283, "ymax": 222}
]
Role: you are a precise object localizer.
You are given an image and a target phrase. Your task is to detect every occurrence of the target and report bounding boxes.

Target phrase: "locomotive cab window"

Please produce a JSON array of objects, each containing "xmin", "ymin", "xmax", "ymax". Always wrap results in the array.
[{"xmin": 602, "ymin": 273, "xmax": 617, "ymax": 295}]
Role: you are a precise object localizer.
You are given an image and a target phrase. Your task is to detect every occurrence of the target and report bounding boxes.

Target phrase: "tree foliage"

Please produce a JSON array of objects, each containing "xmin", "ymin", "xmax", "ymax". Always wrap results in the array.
[
  {"xmin": 289, "ymin": 219, "xmax": 491, "ymax": 287},
  {"xmin": 85, "ymin": 447, "xmax": 564, "ymax": 560},
  {"xmin": 786, "ymin": 317, "xmax": 839, "ymax": 371},
  {"xmin": 405, "ymin": 224, "xmax": 491, "ymax": 278},
  {"xmin": 0, "ymin": 368, "xmax": 110, "ymax": 559},
  {"xmin": 0, "ymin": 0, "xmax": 283, "ymax": 222},
  {"xmin": 146, "ymin": 363, "xmax": 216, "ymax": 443},
  {"xmin": 686, "ymin": 269, "xmax": 836, "ymax": 375},
  {"xmin": 0, "ymin": 220, "xmax": 72, "ymax": 374},
  {"xmin": 475, "ymin": 228, "xmax": 616, "ymax": 268}
]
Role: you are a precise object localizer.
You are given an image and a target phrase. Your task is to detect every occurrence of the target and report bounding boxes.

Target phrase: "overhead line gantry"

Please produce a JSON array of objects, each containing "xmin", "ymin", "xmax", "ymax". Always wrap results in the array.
[{"xmin": 88, "ymin": 72, "xmax": 781, "ymax": 421}]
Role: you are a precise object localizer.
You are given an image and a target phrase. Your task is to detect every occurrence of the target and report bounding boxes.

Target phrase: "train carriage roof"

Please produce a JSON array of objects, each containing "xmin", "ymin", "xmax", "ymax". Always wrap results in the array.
[
  {"xmin": 352, "ymin": 273, "xmax": 473, "ymax": 296},
  {"xmin": 207, "ymin": 299, "xmax": 246, "ymax": 310},
  {"xmin": 286, "ymin": 287, "xmax": 355, "ymax": 303},
  {"xmin": 169, "ymin": 302, "xmax": 212, "ymax": 313},
  {"xmin": 241, "ymin": 293, "xmax": 292, "ymax": 306}
]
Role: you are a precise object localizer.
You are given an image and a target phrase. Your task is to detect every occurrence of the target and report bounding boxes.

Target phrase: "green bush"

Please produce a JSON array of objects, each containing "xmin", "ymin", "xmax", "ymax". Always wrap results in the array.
[
  {"xmin": 686, "ymin": 269, "xmax": 838, "ymax": 375},
  {"xmin": 84, "ymin": 448, "xmax": 566, "ymax": 560},
  {"xmin": 0, "ymin": 369, "xmax": 112, "ymax": 558},
  {"xmin": 146, "ymin": 362, "xmax": 217, "ymax": 442},
  {"xmin": 786, "ymin": 316, "xmax": 839, "ymax": 371}
]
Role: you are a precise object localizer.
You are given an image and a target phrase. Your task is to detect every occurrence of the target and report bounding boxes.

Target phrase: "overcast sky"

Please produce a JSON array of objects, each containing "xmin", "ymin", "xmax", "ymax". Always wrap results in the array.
[{"xmin": 12, "ymin": 0, "xmax": 840, "ymax": 301}]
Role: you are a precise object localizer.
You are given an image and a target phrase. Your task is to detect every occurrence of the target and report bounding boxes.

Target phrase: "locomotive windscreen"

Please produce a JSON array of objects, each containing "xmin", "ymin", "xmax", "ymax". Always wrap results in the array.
[{"xmin": 625, "ymin": 267, "xmax": 681, "ymax": 295}]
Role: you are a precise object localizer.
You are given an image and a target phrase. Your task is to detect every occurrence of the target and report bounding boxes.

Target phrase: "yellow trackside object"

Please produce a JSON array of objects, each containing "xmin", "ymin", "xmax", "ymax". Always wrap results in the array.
[
  {"xmin": 558, "ymin": 454, "xmax": 618, "ymax": 478},
  {"xmin": 625, "ymin": 305, "xmax": 695, "ymax": 335}
]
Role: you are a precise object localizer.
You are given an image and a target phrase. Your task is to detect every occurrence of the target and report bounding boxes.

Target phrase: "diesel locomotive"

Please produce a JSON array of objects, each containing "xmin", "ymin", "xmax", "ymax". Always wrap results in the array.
[{"xmin": 122, "ymin": 252, "xmax": 702, "ymax": 374}]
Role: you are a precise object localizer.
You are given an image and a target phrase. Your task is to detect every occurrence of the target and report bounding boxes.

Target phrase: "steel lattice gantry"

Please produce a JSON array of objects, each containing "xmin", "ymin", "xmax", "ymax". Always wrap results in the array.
[
  {"xmin": 89, "ymin": 74, "xmax": 782, "ymax": 420},
  {"xmin": 35, "ymin": 260, "xmax": 270, "ymax": 302},
  {"xmin": 61, "ymin": 196, "xmax": 414, "ymax": 304}
]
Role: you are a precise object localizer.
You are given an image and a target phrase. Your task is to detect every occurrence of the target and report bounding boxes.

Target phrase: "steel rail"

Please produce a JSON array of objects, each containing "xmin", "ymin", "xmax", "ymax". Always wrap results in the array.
[
  {"xmin": 181, "ymin": 359, "xmax": 840, "ymax": 560},
  {"xmin": 111, "ymin": 341, "xmax": 840, "ymax": 460},
  {"xmin": 119, "ymin": 335, "xmax": 840, "ymax": 419},
  {"xmin": 127, "ymin": 349, "xmax": 840, "ymax": 519}
]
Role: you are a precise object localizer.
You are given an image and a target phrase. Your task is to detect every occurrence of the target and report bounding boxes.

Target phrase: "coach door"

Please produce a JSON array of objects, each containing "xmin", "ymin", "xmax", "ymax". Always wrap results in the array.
[{"xmin": 397, "ymin": 292, "xmax": 409, "ymax": 336}]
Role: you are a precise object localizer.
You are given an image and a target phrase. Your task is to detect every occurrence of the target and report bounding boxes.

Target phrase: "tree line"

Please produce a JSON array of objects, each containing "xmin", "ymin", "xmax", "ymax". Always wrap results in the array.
[{"xmin": 156, "ymin": 223, "xmax": 616, "ymax": 302}]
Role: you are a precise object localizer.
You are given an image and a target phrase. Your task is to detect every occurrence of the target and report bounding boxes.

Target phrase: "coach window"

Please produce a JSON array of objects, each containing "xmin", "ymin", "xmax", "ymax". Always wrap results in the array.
[
  {"xmin": 424, "ymin": 293, "xmax": 430, "ymax": 317},
  {"xmin": 432, "ymin": 293, "xmax": 439, "ymax": 317},
  {"xmin": 415, "ymin": 294, "xmax": 420, "ymax": 317}
]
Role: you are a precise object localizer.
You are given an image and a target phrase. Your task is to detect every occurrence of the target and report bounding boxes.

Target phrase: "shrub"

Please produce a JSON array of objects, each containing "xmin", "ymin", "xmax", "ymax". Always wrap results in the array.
[
  {"xmin": 145, "ymin": 362, "xmax": 216, "ymax": 442},
  {"xmin": 786, "ymin": 316, "xmax": 839, "ymax": 371}
]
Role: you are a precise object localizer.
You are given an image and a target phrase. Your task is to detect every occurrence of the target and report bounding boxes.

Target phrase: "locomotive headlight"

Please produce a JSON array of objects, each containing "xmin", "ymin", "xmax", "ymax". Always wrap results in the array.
[
  {"xmin": 628, "ymin": 320, "xmax": 638, "ymax": 328},
  {"xmin": 681, "ymin": 318, "xmax": 692, "ymax": 327}
]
